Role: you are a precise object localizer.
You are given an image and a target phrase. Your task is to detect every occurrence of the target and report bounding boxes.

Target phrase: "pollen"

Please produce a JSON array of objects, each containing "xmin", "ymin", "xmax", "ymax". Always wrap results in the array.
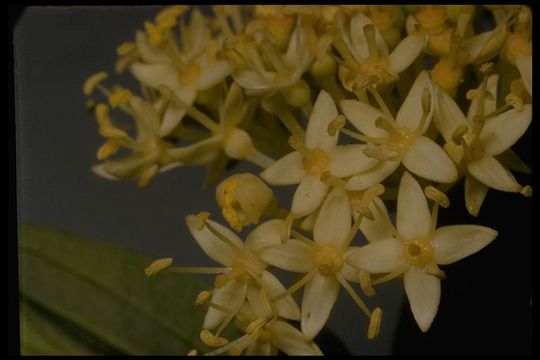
[
  {"xmin": 313, "ymin": 244, "xmax": 344, "ymax": 276},
  {"xmin": 402, "ymin": 238, "xmax": 435, "ymax": 268},
  {"xmin": 109, "ymin": 89, "xmax": 133, "ymax": 108},
  {"xmin": 386, "ymin": 127, "xmax": 415, "ymax": 154}
]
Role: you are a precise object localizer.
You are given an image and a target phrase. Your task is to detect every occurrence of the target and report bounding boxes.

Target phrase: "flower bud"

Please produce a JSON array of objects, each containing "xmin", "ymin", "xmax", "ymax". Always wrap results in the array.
[{"xmin": 216, "ymin": 173, "xmax": 275, "ymax": 232}]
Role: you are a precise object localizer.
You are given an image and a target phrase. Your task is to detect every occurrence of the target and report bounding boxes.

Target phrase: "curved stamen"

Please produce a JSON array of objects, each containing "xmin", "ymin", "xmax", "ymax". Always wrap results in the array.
[
  {"xmin": 363, "ymin": 24, "xmax": 379, "ymax": 60},
  {"xmin": 270, "ymin": 268, "xmax": 318, "ymax": 303},
  {"xmin": 336, "ymin": 272, "xmax": 371, "ymax": 318}
]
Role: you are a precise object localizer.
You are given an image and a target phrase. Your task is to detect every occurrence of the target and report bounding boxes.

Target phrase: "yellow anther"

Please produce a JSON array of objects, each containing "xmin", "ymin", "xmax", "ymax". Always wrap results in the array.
[
  {"xmin": 351, "ymin": 199, "xmax": 375, "ymax": 221},
  {"xmin": 99, "ymin": 127, "xmax": 128, "ymax": 139},
  {"xmin": 363, "ymin": 184, "xmax": 385, "ymax": 204},
  {"xmin": 83, "ymin": 71, "xmax": 108, "ymax": 95},
  {"xmin": 144, "ymin": 258, "xmax": 173, "ymax": 277},
  {"xmin": 195, "ymin": 290, "xmax": 212, "ymax": 306},
  {"xmin": 195, "ymin": 211, "xmax": 210, "ymax": 231},
  {"xmin": 116, "ymin": 42, "xmax": 136, "ymax": 56},
  {"xmin": 520, "ymin": 185, "xmax": 532, "ymax": 197},
  {"xmin": 505, "ymin": 94, "xmax": 524, "ymax": 111},
  {"xmin": 187, "ymin": 349, "xmax": 198, "ymax": 356},
  {"xmin": 424, "ymin": 186, "xmax": 450, "ymax": 208},
  {"xmin": 363, "ymin": 145, "xmax": 399, "ymax": 161},
  {"xmin": 109, "ymin": 89, "xmax": 133, "ymax": 108},
  {"xmin": 328, "ymin": 115, "xmax": 346, "ymax": 136},
  {"xmin": 200, "ymin": 329, "xmax": 229, "ymax": 347},
  {"xmin": 97, "ymin": 141, "xmax": 119, "ymax": 160},
  {"xmin": 367, "ymin": 307, "xmax": 383, "ymax": 340},
  {"xmin": 359, "ymin": 270, "xmax": 375, "ymax": 297},
  {"xmin": 145, "ymin": 21, "xmax": 163, "ymax": 46},
  {"xmin": 137, "ymin": 164, "xmax": 159, "ymax": 188},
  {"xmin": 95, "ymin": 104, "xmax": 111, "ymax": 127}
]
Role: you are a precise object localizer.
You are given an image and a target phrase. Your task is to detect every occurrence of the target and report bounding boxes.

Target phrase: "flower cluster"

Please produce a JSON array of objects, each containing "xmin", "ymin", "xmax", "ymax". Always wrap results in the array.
[{"xmin": 83, "ymin": 5, "xmax": 532, "ymax": 355}]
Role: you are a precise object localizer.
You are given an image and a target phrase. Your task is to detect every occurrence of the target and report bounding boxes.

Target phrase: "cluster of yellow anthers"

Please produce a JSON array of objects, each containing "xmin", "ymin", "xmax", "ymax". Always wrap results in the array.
[{"xmin": 84, "ymin": 5, "xmax": 532, "ymax": 355}]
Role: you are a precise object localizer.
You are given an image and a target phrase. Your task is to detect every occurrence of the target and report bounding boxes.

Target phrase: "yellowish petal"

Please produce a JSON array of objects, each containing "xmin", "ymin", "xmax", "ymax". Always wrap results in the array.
[
  {"xmin": 270, "ymin": 320, "xmax": 323, "ymax": 355},
  {"xmin": 260, "ymin": 151, "xmax": 306, "ymax": 185},
  {"xmin": 196, "ymin": 60, "xmax": 234, "ymax": 90},
  {"xmin": 314, "ymin": 187, "xmax": 351, "ymax": 248},
  {"xmin": 402, "ymin": 136, "xmax": 458, "ymax": 183},
  {"xmin": 305, "ymin": 90, "xmax": 339, "ymax": 152},
  {"xmin": 131, "ymin": 63, "xmax": 178, "ymax": 89},
  {"xmin": 404, "ymin": 268, "xmax": 440, "ymax": 333},
  {"xmin": 433, "ymin": 84, "xmax": 469, "ymax": 143},
  {"xmin": 340, "ymin": 99, "xmax": 388, "ymax": 138},
  {"xmin": 480, "ymin": 105, "xmax": 532, "ymax": 156},
  {"xmin": 467, "ymin": 155, "xmax": 522, "ymax": 192},
  {"xmin": 203, "ymin": 281, "xmax": 247, "ymax": 329},
  {"xmin": 359, "ymin": 197, "xmax": 395, "ymax": 243},
  {"xmin": 257, "ymin": 240, "xmax": 313, "ymax": 273},
  {"xmin": 464, "ymin": 174, "xmax": 489, "ymax": 217},
  {"xmin": 345, "ymin": 160, "xmax": 400, "ymax": 191},
  {"xmin": 329, "ymin": 145, "xmax": 379, "ymax": 178},
  {"xmin": 397, "ymin": 172, "xmax": 432, "ymax": 240},
  {"xmin": 346, "ymin": 239, "xmax": 405, "ymax": 273},
  {"xmin": 246, "ymin": 219, "xmax": 285, "ymax": 252},
  {"xmin": 301, "ymin": 274, "xmax": 340, "ymax": 340},
  {"xmin": 395, "ymin": 71, "xmax": 434, "ymax": 134},
  {"xmin": 260, "ymin": 271, "xmax": 301, "ymax": 321},
  {"xmin": 433, "ymin": 225, "xmax": 497, "ymax": 265},
  {"xmin": 388, "ymin": 32, "xmax": 425, "ymax": 75},
  {"xmin": 291, "ymin": 175, "xmax": 329, "ymax": 218}
]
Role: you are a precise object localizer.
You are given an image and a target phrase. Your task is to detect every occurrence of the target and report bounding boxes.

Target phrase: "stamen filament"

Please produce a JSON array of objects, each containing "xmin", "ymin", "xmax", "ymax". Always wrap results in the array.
[
  {"xmin": 204, "ymin": 221, "xmax": 243, "ymax": 252},
  {"xmin": 270, "ymin": 269, "xmax": 318, "ymax": 303},
  {"xmin": 364, "ymin": 24, "xmax": 379, "ymax": 60},
  {"xmin": 168, "ymin": 266, "xmax": 230, "ymax": 274},
  {"xmin": 261, "ymin": 41, "xmax": 288, "ymax": 75},
  {"xmin": 291, "ymin": 230, "xmax": 315, "ymax": 246},
  {"xmin": 371, "ymin": 266, "xmax": 408, "ymax": 285},
  {"xmin": 245, "ymin": 149, "xmax": 275, "ymax": 168},
  {"xmin": 367, "ymin": 87, "xmax": 395, "ymax": 122},
  {"xmin": 215, "ymin": 296, "xmax": 245, "ymax": 336},
  {"xmin": 340, "ymin": 128, "xmax": 387, "ymax": 144},
  {"xmin": 288, "ymin": 136, "xmax": 315, "ymax": 161},
  {"xmin": 336, "ymin": 272, "xmax": 371, "ymax": 318}
]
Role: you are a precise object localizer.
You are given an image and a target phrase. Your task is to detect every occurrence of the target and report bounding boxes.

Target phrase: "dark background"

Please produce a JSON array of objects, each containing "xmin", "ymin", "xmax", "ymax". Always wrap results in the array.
[{"xmin": 11, "ymin": 5, "xmax": 533, "ymax": 356}]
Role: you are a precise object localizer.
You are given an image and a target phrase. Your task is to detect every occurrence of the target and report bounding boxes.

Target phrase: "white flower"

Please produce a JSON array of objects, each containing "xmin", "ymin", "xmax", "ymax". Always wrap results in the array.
[
  {"xmin": 433, "ymin": 72, "xmax": 532, "ymax": 216},
  {"xmin": 206, "ymin": 285, "xmax": 322, "ymax": 356},
  {"xmin": 341, "ymin": 71, "xmax": 458, "ymax": 191},
  {"xmin": 347, "ymin": 171, "xmax": 498, "ymax": 332},
  {"xmin": 185, "ymin": 215, "xmax": 300, "ymax": 331},
  {"xmin": 261, "ymin": 90, "xmax": 376, "ymax": 217},
  {"xmin": 256, "ymin": 187, "xmax": 376, "ymax": 340},
  {"xmin": 130, "ymin": 9, "xmax": 234, "ymax": 136},
  {"xmin": 336, "ymin": 11, "xmax": 425, "ymax": 90}
]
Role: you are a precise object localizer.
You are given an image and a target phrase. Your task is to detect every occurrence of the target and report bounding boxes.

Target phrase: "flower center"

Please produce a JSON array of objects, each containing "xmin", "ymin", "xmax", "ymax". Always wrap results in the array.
[
  {"xmin": 177, "ymin": 63, "xmax": 202, "ymax": 86},
  {"xmin": 402, "ymin": 237, "xmax": 435, "ymax": 268},
  {"xmin": 302, "ymin": 147, "xmax": 331, "ymax": 176},
  {"xmin": 313, "ymin": 244, "xmax": 343, "ymax": 276},
  {"xmin": 360, "ymin": 57, "xmax": 391, "ymax": 83},
  {"xmin": 386, "ymin": 127, "xmax": 415, "ymax": 154}
]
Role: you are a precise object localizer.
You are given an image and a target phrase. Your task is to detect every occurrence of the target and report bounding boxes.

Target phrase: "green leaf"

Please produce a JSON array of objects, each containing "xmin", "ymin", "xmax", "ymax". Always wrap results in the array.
[{"xmin": 18, "ymin": 224, "xmax": 234, "ymax": 355}]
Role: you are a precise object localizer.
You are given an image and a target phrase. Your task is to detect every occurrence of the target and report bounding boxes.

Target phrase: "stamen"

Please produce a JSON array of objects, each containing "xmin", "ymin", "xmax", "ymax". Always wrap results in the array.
[
  {"xmin": 351, "ymin": 199, "xmax": 374, "ymax": 221},
  {"xmin": 505, "ymin": 95, "xmax": 523, "ymax": 112},
  {"xmin": 328, "ymin": 115, "xmax": 346, "ymax": 136},
  {"xmin": 97, "ymin": 141, "xmax": 119, "ymax": 160},
  {"xmin": 291, "ymin": 230, "xmax": 315, "ymax": 246},
  {"xmin": 451, "ymin": 124, "xmax": 469, "ymax": 145},
  {"xmin": 424, "ymin": 186, "xmax": 450, "ymax": 208},
  {"xmin": 116, "ymin": 42, "xmax": 136, "ymax": 56},
  {"xmin": 364, "ymin": 24, "xmax": 379, "ymax": 60},
  {"xmin": 371, "ymin": 266, "xmax": 408, "ymax": 285},
  {"xmin": 520, "ymin": 185, "xmax": 532, "ymax": 197},
  {"xmin": 430, "ymin": 204, "xmax": 440, "ymax": 234},
  {"xmin": 359, "ymin": 269, "xmax": 375, "ymax": 297},
  {"xmin": 261, "ymin": 40, "xmax": 288, "ymax": 75},
  {"xmin": 414, "ymin": 88, "xmax": 432, "ymax": 136},
  {"xmin": 363, "ymin": 145, "xmax": 400, "ymax": 161},
  {"xmin": 281, "ymin": 213, "xmax": 295, "ymax": 244},
  {"xmin": 83, "ymin": 72, "xmax": 108, "ymax": 95},
  {"xmin": 270, "ymin": 269, "xmax": 318, "ymax": 303},
  {"xmin": 425, "ymin": 264, "xmax": 446, "ymax": 279},
  {"xmin": 137, "ymin": 164, "xmax": 159, "ymax": 187},
  {"xmin": 374, "ymin": 116, "xmax": 399, "ymax": 134},
  {"xmin": 288, "ymin": 136, "xmax": 315, "ymax": 161},
  {"xmin": 367, "ymin": 86, "xmax": 395, "ymax": 122},
  {"xmin": 214, "ymin": 294, "xmax": 245, "ymax": 336},
  {"xmin": 320, "ymin": 171, "xmax": 346, "ymax": 187},
  {"xmin": 340, "ymin": 128, "xmax": 387, "ymax": 144},
  {"xmin": 367, "ymin": 307, "xmax": 383, "ymax": 340},
  {"xmin": 169, "ymin": 266, "xmax": 229, "ymax": 274},
  {"xmin": 144, "ymin": 258, "xmax": 173, "ymax": 277},
  {"xmin": 200, "ymin": 329, "xmax": 228, "ymax": 347},
  {"xmin": 203, "ymin": 219, "xmax": 243, "ymax": 252},
  {"xmin": 336, "ymin": 272, "xmax": 371, "ymax": 318},
  {"xmin": 246, "ymin": 317, "xmax": 268, "ymax": 334},
  {"xmin": 195, "ymin": 290, "xmax": 212, "ymax": 306}
]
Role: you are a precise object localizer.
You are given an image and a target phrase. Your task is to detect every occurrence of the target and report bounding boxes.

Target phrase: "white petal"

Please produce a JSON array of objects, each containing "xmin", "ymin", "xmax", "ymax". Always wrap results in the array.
[
  {"xmin": 184, "ymin": 9, "xmax": 210, "ymax": 62},
  {"xmin": 130, "ymin": 97, "xmax": 160, "ymax": 136},
  {"xmin": 185, "ymin": 216, "xmax": 243, "ymax": 266},
  {"xmin": 203, "ymin": 280, "xmax": 247, "ymax": 329},
  {"xmin": 402, "ymin": 136, "xmax": 458, "ymax": 183},
  {"xmin": 135, "ymin": 31, "xmax": 170, "ymax": 64},
  {"xmin": 515, "ymin": 55, "xmax": 532, "ymax": 95},
  {"xmin": 102, "ymin": 153, "xmax": 157, "ymax": 179},
  {"xmin": 130, "ymin": 63, "xmax": 178, "ymax": 89},
  {"xmin": 433, "ymin": 84, "xmax": 469, "ymax": 142},
  {"xmin": 341, "ymin": 246, "xmax": 362, "ymax": 283},
  {"xmin": 329, "ymin": 144, "xmax": 380, "ymax": 178},
  {"xmin": 350, "ymin": 12, "xmax": 388, "ymax": 61},
  {"xmin": 397, "ymin": 172, "xmax": 432, "ymax": 240},
  {"xmin": 301, "ymin": 274, "xmax": 340, "ymax": 340},
  {"xmin": 467, "ymin": 74, "xmax": 499, "ymax": 120},
  {"xmin": 284, "ymin": 20, "xmax": 308, "ymax": 68},
  {"xmin": 346, "ymin": 239, "xmax": 405, "ymax": 273},
  {"xmin": 159, "ymin": 86, "xmax": 197, "ymax": 136},
  {"xmin": 246, "ymin": 219, "xmax": 285, "ymax": 252},
  {"xmin": 359, "ymin": 197, "xmax": 396, "ymax": 243},
  {"xmin": 340, "ymin": 99, "xmax": 388, "ymax": 138},
  {"xmin": 388, "ymin": 32, "xmax": 425, "ymax": 75},
  {"xmin": 291, "ymin": 175, "xmax": 329, "ymax": 218},
  {"xmin": 433, "ymin": 225, "xmax": 497, "ymax": 265},
  {"xmin": 260, "ymin": 151, "xmax": 306, "ymax": 185},
  {"xmin": 91, "ymin": 164, "xmax": 119, "ymax": 180},
  {"xmin": 480, "ymin": 105, "xmax": 532, "ymax": 156},
  {"xmin": 257, "ymin": 240, "xmax": 313, "ymax": 273},
  {"xmin": 467, "ymin": 155, "xmax": 522, "ymax": 192},
  {"xmin": 260, "ymin": 271, "xmax": 301, "ymax": 321},
  {"xmin": 404, "ymin": 268, "xmax": 440, "ymax": 332},
  {"xmin": 305, "ymin": 90, "xmax": 339, "ymax": 151},
  {"xmin": 395, "ymin": 71, "xmax": 434, "ymax": 134},
  {"xmin": 196, "ymin": 60, "xmax": 234, "ymax": 90},
  {"xmin": 464, "ymin": 174, "xmax": 489, "ymax": 217},
  {"xmin": 270, "ymin": 320, "xmax": 323, "ymax": 355},
  {"xmin": 232, "ymin": 70, "xmax": 278, "ymax": 95},
  {"xmin": 463, "ymin": 30, "xmax": 494, "ymax": 62},
  {"xmin": 167, "ymin": 136, "xmax": 222, "ymax": 165},
  {"xmin": 345, "ymin": 160, "xmax": 400, "ymax": 191},
  {"xmin": 314, "ymin": 187, "xmax": 351, "ymax": 248}
]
